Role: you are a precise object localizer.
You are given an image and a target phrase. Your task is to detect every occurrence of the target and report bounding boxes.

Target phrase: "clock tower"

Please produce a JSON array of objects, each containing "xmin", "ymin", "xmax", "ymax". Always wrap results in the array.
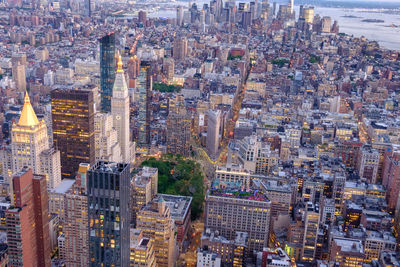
[{"xmin": 111, "ymin": 54, "xmax": 134, "ymax": 164}]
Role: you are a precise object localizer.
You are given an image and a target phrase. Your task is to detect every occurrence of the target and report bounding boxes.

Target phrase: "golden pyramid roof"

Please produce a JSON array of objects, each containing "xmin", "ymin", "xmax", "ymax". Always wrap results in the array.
[
  {"xmin": 117, "ymin": 54, "xmax": 123, "ymax": 73},
  {"xmin": 18, "ymin": 92, "xmax": 39, "ymax": 127}
]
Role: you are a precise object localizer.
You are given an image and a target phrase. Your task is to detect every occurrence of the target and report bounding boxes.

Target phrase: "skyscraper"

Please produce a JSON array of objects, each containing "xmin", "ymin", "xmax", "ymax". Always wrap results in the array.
[
  {"xmin": 301, "ymin": 202, "xmax": 320, "ymax": 262},
  {"xmin": 303, "ymin": 6, "xmax": 314, "ymax": 23},
  {"xmin": 166, "ymin": 97, "xmax": 191, "ymax": 156},
  {"xmin": 138, "ymin": 10, "xmax": 147, "ymax": 24},
  {"xmin": 11, "ymin": 53, "xmax": 27, "ymax": 90},
  {"xmin": 206, "ymin": 109, "xmax": 221, "ymax": 159},
  {"xmin": 111, "ymin": 55, "xmax": 134, "ymax": 164},
  {"xmin": 84, "ymin": 0, "xmax": 94, "ymax": 17},
  {"xmin": 136, "ymin": 62, "xmax": 152, "ymax": 149},
  {"xmin": 11, "ymin": 92, "xmax": 61, "ymax": 191},
  {"xmin": 162, "ymin": 57, "xmax": 174, "ymax": 81},
  {"xmin": 63, "ymin": 183, "xmax": 89, "ymax": 266},
  {"xmin": 127, "ymin": 55, "xmax": 140, "ymax": 80},
  {"xmin": 51, "ymin": 87, "xmax": 95, "ymax": 178},
  {"xmin": 173, "ymin": 37, "xmax": 188, "ymax": 61},
  {"xmin": 6, "ymin": 167, "xmax": 51, "ymax": 267},
  {"xmin": 176, "ymin": 6, "xmax": 184, "ymax": 26},
  {"xmin": 88, "ymin": 161, "xmax": 131, "ymax": 267},
  {"xmin": 12, "ymin": 62, "xmax": 26, "ymax": 92},
  {"xmin": 11, "ymin": 92, "xmax": 49, "ymax": 175},
  {"xmin": 94, "ymin": 112, "xmax": 121, "ymax": 163},
  {"xmin": 100, "ymin": 33, "xmax": 116, "ymax": 112},
  {"xmin": 288, "ymin": 0, "xmax": 294, "ymax": 14}
]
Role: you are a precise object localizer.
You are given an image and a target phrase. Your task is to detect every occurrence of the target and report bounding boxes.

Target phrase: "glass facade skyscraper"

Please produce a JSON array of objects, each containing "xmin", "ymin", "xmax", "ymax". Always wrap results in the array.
[
  {"xmin": 88, "ymin": 161, "xmax": 130, "ymax": 266},
  {"xmin": 99, "ymin": 33, "xmax": 116, "ymax": 112},
  {"xmin": 51, "ymin": 87, "xmax": 95, "ymax": 179}
]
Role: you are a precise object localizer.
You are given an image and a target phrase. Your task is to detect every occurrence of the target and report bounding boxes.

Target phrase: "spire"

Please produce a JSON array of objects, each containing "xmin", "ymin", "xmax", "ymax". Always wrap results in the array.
[
  {"xmin": 117, "ymin": 54, "xmax": 123, "ymax": 73},
  {"xmin": 112, "ymin": 54, "xmax": 128, "ymax": 94},
  {"xmin": 18, "ymin": 91, "xmax": 39, "ymax": 127}
]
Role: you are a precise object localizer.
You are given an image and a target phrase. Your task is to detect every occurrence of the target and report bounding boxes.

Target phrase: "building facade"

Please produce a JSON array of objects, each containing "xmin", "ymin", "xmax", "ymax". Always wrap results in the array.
[
  {"xmin": 136, "ymin": 198, "xmax": 176, "ymax": 267},
  {"xmin": 88, "ymin": 161, "xmax": 131, "ymax": 267},
  {"xmin": 166, "ymin": 97, "xmax": 191, "ymax": 156},
  {"xmin": 206, "ymin": 109, "xmax": 221, "ymax": 160},
  {"xmin": 136, "ymin": 62, "xmax": 152, "ymax": 149},
  {"xmin": 111, "ymin": 55, "xmax": 134, "ymax": 164},
  {"xmin": 205, "ymin": 186, "xmax": 271, "ymax": 252},
  {"xmin": 99, "ymin": 33, "xmax": 115, "ymax": 112},
  {"xmin": 51, "ymin": 87, "xmax": 95, "ymax": 178},
  {"xmin": 6, "ymin": 168, "xmax": 51, "ymax": 267}
]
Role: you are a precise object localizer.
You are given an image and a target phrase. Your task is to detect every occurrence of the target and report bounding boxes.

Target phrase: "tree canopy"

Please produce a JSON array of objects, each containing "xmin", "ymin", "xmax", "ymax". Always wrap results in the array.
[{"xmin": 141, "ymin": 155, "xmax": 205, "ymax": 220}]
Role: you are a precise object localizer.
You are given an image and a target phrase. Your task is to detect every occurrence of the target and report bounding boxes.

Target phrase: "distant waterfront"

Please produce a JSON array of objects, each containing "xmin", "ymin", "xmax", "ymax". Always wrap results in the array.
[{"xmin": 147, "ymin": 0, "xmax": 400, "ymax": 51}]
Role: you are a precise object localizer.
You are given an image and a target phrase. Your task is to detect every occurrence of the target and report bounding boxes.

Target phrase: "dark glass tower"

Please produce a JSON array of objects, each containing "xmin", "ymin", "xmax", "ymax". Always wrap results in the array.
[
  {"xmin": 88, "ymin": 161, "xmax": 130, "ymax": 267},
  {"xmin": 99, "ymin": 33, "xmax": 116, "ymax": 112},
  {"xmin": 51, "ymin": 87, "xmax": 95, "ymax": 179}
]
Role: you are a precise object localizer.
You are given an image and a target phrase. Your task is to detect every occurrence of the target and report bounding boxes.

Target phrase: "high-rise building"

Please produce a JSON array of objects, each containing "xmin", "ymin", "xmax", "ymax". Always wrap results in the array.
[
  {"xmin": 130, "ymin": 229, "xmax": 156, "ymax": 267},
  {"xmin": 11, "ymin": 92, "xmax": 49, "ymax": 175},
  {"xmin": 51, "ymin": 87, "xmax": 95, "ymax": 178},
  {"xmin": 136, "ymin": 198, "xmax": 176, "ymax": 267},
  {"xmin": 321, "ymin": 16, "xmax": 332, "ymax": 33},
  {"xmin": 329, "ymin": 238, "xmax": 364, "ymax": 266},
  {"xmin": 166, "ymin": 97, "xmax": 191, "ymax": 156},
  {"xmin": 94, "ymin": 113, "xmax": 121, "ymax": 163},
  {"xmin": 215, "ymin": 165, "xmax": 250, "ymax": 189},
  {"xmin": 39, "ymin": 147, "xmax": 62, "ymax": 189},
  {"xmin": 88, "ymin": 161, "xmax": 131, "ymax": 267},
  {"xmin": 261, "ymin": 180, "xmax": 291, "ymax": 217},
  {"xmin": 176, "ymin": 6, "xmax": 184, "ymax": 26},
  {"xmin": 127, "ymin": 55, "xmax": 140, "ymax": 80},
  {"xmin": 11, "ymin": 92, "xmax": 61, "ymax": 191},
  {"xmin": 12, "ymin": 63, "xmax": 26, "ymax": 92},
  {"xmin": 241, "ymin": 11, "xmax": 252, "ymax": 29},
  {"xmin": 237, "ymin": 135, "xmax": 279, "ymax": 175},
  {"xmin": 303, "ymin": 6, "xmax": 314, "ymax": 23},
  {"xmin": 63, "ymin": 184, "xmax": 89, "ymax": 267},
  {"xmin": 201, "ymin": 229, "xmax": 247, "ymax": 266},
  {"xmin": 131, "ymin": 166, "xmax": 158, "ymax": 226},
  {"xmin": 111, "ymin": 55, "xmax": 134, "ymax": 164},
  {"xmin": 99, "ymin": 33, "xmax": 116, "ymax": 112},
  {"xmin": 206, "ymin": 109, "xmax": 221, "ymax": 160},
  {"xmin": 333, "ymin": 173, "xmax": 346, "ymax": 215},
  {"xmin": 357, "ymin": 144, "xmax": 380, "ymax": 184},
  {"xmin": 173, "ymin": 37, "xmax": 188, "ymax": 61},
  {"xmin": 11, "ymin": 53, "xmax": 27, "ymax": 91},
  {"xmin": 84, "ymin": 0, "xmax": 94, "ymax": 17},
  {"xmin": 205, "ymin": 182, "xmax": 271, "ymax": 252},
  {"xmin": 301, "ymin": 202, "xmax": 320, "ymax": 262},
  {"xmin": 138, "ymin": 10, "xmax": 147, "ymax": 24},
  {"xmin": 162, "ymin": 57, "xmax": 174, "ymax": 81},
  {"xmin": 288, "ymin": 0, "xmax": 294, "ymax": 14},
  {"xmin": 6, "ymin": 167, "xmax": 51, "ymax": 267},
  {"xmin": 157, "ymin": 194, "xmax": 192, "ymax": 248},
  {"xmin": 136, "ymin": 62, "xmax": 152, "ymax": 149}
]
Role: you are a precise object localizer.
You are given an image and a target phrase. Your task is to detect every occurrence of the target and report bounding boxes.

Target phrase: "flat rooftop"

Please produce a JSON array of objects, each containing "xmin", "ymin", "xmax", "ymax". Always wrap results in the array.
[
  {"xmin": 51, "ymin": 179, "xmax": 75, "ymax": 194},
  {"xmin": 333, "ymin": 238, "xmax": 364, "ymax": 254},
  {"xmin": 91, "ymin": 161, "xmax": 129, "ymax": 173},
  {"xmin": 156, "ymin": 194, "xmax": 192, "ymax": 220},
  {"xmin": 209, "ymin": 188, "xmax": 268, "ymax": 202}
]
